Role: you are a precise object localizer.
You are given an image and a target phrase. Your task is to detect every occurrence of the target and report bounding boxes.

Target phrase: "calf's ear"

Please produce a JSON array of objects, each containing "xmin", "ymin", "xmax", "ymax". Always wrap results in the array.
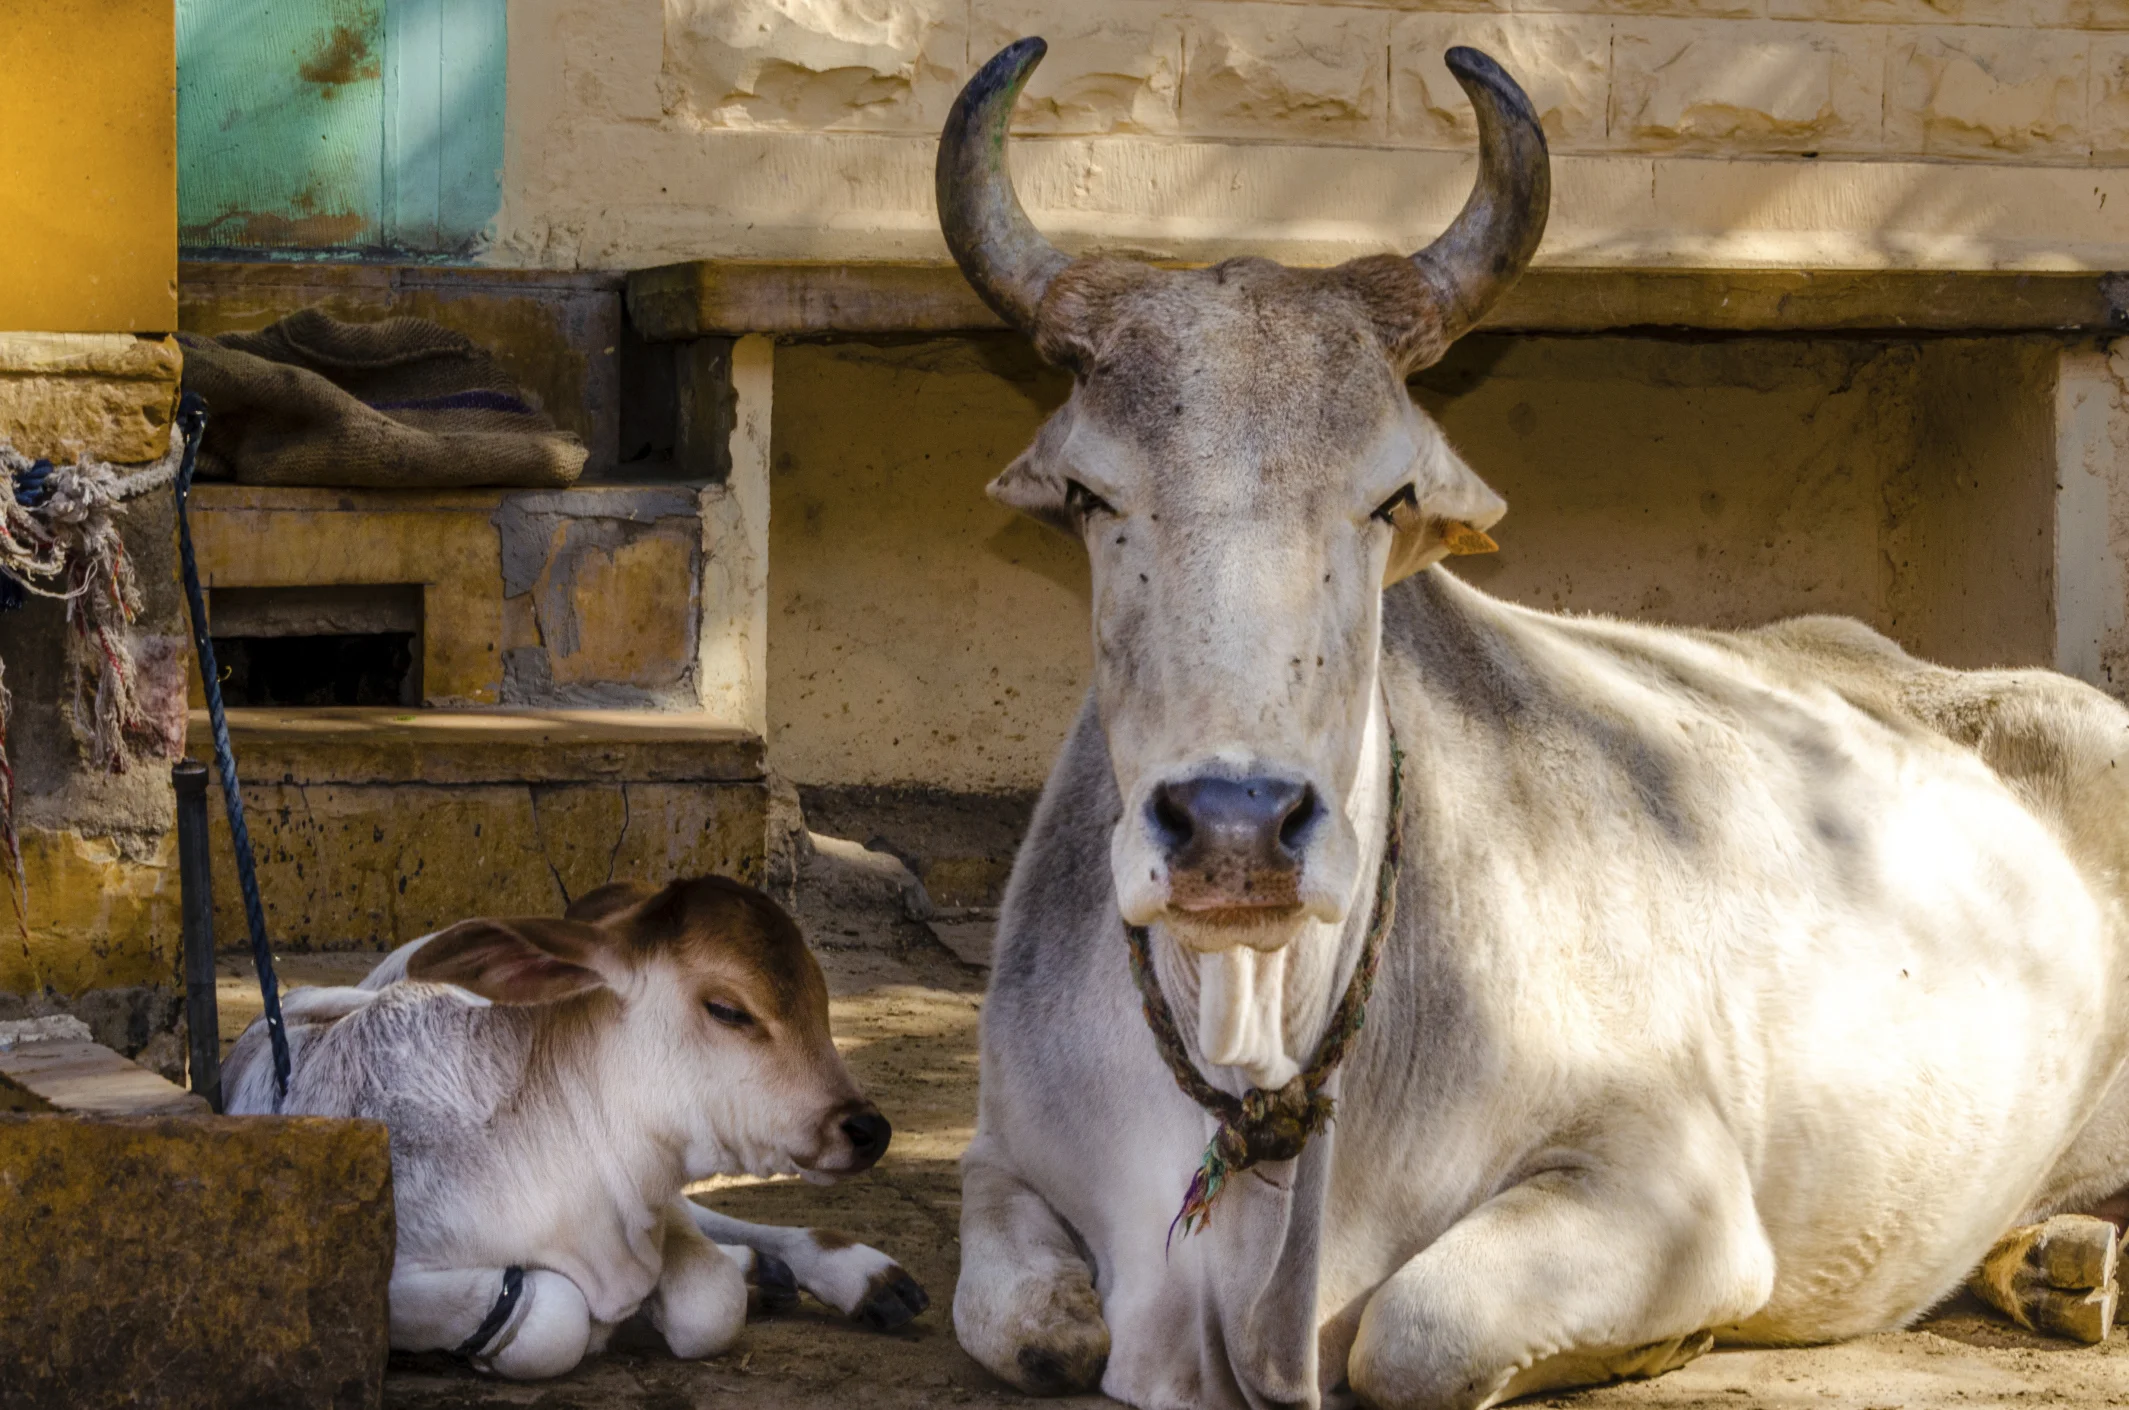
[{"xmin": 406, "ymin": 918, "xmax": 613, "ymax": 1005}]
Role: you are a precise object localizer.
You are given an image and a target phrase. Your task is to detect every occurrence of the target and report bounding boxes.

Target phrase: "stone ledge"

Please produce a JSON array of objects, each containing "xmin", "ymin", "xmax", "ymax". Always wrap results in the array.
[
  {"xmin": 629, "ymin": 261, "xmax": 2129, "ymax": 340},
  {"xmin": 0, "ymin": 1034, "xmax": 206, "ymax": 1116},
  {"xmin": 0, "ymin": 1113, "xmax": 391, "ymax": 1410},
  {"xmin": 189, "ymin": 707, "xmax": 765, "ymax": 785}
]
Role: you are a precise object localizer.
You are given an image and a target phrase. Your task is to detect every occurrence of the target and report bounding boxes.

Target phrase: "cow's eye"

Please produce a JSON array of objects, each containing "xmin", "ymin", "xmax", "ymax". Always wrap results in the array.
[
  {"xmin": 1371, "ymin": 485, "xmax": 1417, "ymax": 526},
  {"xmin": 704, "ymin": 1000, "xmax": 754, "ymax": 1029},
  {"xmin": 1065, "ymin": 480, "xmax": 1116, "ymax": 521}
]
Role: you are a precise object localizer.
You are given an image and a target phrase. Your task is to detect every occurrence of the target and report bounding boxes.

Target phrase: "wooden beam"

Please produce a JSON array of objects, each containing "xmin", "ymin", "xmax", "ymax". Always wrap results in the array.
[{"xmin": 628, "ymin": 260, "xmax": 2129, "ymax": 341}]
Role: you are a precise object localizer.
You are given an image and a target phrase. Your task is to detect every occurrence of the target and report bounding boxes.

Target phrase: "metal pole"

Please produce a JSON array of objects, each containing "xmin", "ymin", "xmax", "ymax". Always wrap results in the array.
[{"xmin": 174, "ymin": 758, "xmax": 222, "ymax": 1112}]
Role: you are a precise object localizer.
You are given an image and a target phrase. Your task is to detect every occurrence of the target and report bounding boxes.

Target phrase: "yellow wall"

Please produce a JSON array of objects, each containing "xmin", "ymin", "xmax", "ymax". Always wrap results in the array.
[{"xmin": 0, "ymin": 0, "xmax": 176, "ymax": 332}]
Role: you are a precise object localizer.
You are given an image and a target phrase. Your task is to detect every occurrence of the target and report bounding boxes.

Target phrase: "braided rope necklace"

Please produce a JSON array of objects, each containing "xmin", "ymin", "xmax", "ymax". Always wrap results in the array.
[{"xmin": 1125, "ymin": 727, "xmax": 1404, "ymax": 1244}]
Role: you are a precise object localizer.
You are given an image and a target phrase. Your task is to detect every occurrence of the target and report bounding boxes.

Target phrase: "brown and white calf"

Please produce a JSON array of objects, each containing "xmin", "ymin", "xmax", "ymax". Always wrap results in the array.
[{"xmin": 223, "ymin": 875, "xmax": 928, "ymax": 1378}]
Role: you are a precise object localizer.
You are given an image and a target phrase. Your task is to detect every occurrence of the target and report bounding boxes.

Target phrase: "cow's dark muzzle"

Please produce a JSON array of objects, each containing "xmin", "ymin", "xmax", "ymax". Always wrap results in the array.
[{"xmin": 1151, "ymin": 774, "xmax": 1318, "ymax": 916}]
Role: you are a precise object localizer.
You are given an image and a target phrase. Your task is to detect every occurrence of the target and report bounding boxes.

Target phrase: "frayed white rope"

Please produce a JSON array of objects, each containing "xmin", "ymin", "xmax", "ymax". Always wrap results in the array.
[{"xmin": 0, "ymin": 423, "xmax": 182, "ymax": 934}]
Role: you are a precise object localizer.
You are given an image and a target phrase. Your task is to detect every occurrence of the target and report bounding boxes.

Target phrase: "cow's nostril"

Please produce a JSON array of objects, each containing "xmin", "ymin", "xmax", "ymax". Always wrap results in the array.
[
  {"xmin": 1278, "ymin": 785, "xmax": 1321, "ymax": 853},
  {"xmin": 840, "ymin": 1110, "xmax": 892, "ymax": 1164},
  {"xmin": 1150, "ymin": 783, "xmax": 1195, "ymax": 853}
]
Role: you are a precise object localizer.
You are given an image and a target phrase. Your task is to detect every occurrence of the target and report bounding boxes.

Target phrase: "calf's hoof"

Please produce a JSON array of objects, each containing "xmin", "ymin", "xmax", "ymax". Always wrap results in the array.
[
  {"xmin": 751, "ymin": 1251, "xmax": 801, "ymax": 1317},
  {"xmin": 856, "ymin": 1267, "xmax": 932, "ymax": 1332},
  {"xmin": 486, "ymin": 1270, "xmax": 592, "ymax": 1380},
  {"xmin": 1969, "ymin": 1214, "xmax": 2122, "ymax": 1344}
]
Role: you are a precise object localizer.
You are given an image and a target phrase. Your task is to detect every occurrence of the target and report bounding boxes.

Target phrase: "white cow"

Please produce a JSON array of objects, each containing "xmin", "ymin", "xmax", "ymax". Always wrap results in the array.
[
  {"xmin": 223, "ymin": 875, "xmax": 929, "ymax": 1378},
  {"xmin": 936, "ymin": 38, "xmax": 2129, "ymax": 1410}
]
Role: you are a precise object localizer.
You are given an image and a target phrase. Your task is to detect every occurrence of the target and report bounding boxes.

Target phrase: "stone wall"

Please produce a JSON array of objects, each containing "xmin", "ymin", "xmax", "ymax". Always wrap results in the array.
[{"xmin": 496, "ymin": 0, "xmax": 2129, "ymax": 271}]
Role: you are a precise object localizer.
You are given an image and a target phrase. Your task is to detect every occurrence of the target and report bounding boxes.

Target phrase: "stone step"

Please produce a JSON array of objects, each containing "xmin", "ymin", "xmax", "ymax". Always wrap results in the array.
[{"xmin": 186, "ymin": 707, "xmax": 768, "ymax": 949}]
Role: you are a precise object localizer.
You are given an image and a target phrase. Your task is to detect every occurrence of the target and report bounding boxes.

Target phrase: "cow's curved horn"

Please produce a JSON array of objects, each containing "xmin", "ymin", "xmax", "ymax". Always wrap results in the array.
[
  {"xmin": 1411, "ymin": 48, "xmax": 1551, "ymax": 340},
  {"xmin": 937, "ymin": 37, "xmax": 1072, "ymax": 335}
]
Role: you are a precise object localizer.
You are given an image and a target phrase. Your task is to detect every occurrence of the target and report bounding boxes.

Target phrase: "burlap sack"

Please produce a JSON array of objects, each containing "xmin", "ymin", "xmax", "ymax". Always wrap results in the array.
[{"xmin": 178, "ymin": 310, "xmax": 587, "ymax": 488}]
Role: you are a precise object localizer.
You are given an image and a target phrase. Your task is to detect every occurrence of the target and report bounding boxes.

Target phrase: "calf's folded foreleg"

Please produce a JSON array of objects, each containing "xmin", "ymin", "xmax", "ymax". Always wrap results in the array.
[
  {"xmin": 686, "ymin": 1201, "xmax": 930, "ymax": 1330},
  {"xmin": 388, "ymin": 1265, "xmax": 592, "ymax": 1380}
]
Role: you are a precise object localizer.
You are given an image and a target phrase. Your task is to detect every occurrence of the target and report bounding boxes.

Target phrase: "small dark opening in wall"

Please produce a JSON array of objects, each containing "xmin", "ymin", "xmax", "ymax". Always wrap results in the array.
[
  {"xmin": 206, "ymin": 583, "xmax": 425, "ymax": 708},
  {"xmin": 213, "ymin": 633, "xmax": 420, "ymax": 708}
]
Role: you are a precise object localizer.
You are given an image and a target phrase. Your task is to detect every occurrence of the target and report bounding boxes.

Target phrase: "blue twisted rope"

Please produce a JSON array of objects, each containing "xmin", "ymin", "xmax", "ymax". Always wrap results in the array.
[{"xmin": 172, "ymin": 392, "xmax": 290, "ymax": 1105}]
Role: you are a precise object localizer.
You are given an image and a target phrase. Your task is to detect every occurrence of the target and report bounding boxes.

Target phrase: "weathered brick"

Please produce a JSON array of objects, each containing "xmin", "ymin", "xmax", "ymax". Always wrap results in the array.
[
  {"xmin": 1766, "ymin": 0, "xmax": 2093, "ymax": 27},
  {"xmin": 0, "ymin": 333, "xmax": 179, "ymax": 465},
  {"xmin": 663, "ymin": 0, "xmax": 964, "ymax": 132},
  {"xmin": 1887, "ymin": 26, "xmax": 2091, "ymax": 158},
  {"xmin": 0, "ymin": 1114, "xmax": 391, "ymax": 1410},
  {"xmin": 1392, "ymin": 13, "xmax": 1612, "ymax": 151},
  {"xmin": 972, "ymin": 1, "xmax": 1184, "ymax": 135},
  {"xmin": 3, "ymin": 828, "xmax": 177, "ymax": 996},
  {"xmin": 1613, "ymin": 19, "xmax": 1886, "ymax": 153},
  {"xmin": 2094, "ymin": 36, "xmax": 2129, "ymax": 160},
  {"xmin": 1520, "ymin": 0, "xmax": 1759, "ymax": 19},
  {"xmin": 1181, "ymin": 3, "xmax": 1390, "ymax": 142}
]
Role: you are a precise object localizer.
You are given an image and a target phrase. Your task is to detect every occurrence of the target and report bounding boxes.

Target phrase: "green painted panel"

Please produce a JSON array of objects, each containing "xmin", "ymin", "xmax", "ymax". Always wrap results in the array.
[{"xmin": 178, "ymin": 0, "xmax": 503, "ymax": 258}]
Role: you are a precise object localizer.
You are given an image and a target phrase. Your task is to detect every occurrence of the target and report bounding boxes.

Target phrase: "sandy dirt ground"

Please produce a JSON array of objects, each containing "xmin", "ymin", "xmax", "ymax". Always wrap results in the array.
[{"xmin": 218, "ymin": 945, "xmax": 2129, "ymax": 1410}]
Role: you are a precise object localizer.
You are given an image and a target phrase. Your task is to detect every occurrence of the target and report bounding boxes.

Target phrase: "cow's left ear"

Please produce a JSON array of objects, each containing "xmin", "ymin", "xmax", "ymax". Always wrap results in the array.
[
  {"xmin": 1384, "ymin": 431, "xmax": 1506, "ymax": 587},
  {"xmin": 406, "ymin": 917, "xmax": 617, "ymax": 1005}
]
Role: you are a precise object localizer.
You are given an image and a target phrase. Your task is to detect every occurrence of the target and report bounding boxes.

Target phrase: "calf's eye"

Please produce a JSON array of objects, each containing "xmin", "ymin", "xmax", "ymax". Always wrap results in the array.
[{"xmin": 705, "ymin": 1000, "xmax": 755, "ymax": 1029}]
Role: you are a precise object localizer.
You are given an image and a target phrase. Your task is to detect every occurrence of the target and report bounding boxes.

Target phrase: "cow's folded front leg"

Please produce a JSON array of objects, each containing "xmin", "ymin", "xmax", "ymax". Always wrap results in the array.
[
  {"xmin": 645, "ymin": 1200, "xmax": 750, "ymax": 1359},
  {"xmin": 1348, "ymin": 1124, "xmax": 1774, "ymax": 1410},
  {"xmin": 685, "ymin": 1201, "xmax": 930, "ymax": 1331},
  {"xmin": 389, "ymin": 1265, "xmax": 592, "ymax": 1380},
  {"xmin": 953, "ymin": 1151, "xmax": 1111, "ymax": 1395}
]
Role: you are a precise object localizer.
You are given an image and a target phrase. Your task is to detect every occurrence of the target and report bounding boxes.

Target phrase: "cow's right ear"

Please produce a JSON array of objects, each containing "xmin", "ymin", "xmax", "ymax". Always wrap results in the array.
[
  {"xmin": 987, "ymin": 413, "xmax": 1077, "ymax": 535},
  {"xmin": 406, "ymin": 918, "xmax": 613, "ymax": 1005}
]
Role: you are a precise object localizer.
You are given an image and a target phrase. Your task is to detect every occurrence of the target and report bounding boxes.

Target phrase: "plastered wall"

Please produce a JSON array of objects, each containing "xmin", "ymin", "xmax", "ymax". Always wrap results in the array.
[
  {"xmin": 498, "ymin": 0, "xmax": 2129, "ymax": 271},
  {"xmin": 768, "ymin": 333, "xmax": 2073, "ymax": 793}
]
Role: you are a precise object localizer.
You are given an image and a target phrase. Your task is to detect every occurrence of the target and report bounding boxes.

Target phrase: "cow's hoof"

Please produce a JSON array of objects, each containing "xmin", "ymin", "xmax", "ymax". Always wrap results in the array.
[
  {"xmin": 751, "ymin": 1251, "xmax": 801, "ymax": 1317},
  {"xmin": 1016, "ymin": 1343, "xmax": 1109, "ymax": 1396},
  {"xmin": 855, "ymin": 1267, "xmax": 932, "ymax": 1332},
  {"xmin": 1003, "ymin": 1278, "xmax": 1109, "ymax": 1395},
  {"xmin": 1969, "ymin": 1214, "xmax": 2122, "ymax": 1344}
]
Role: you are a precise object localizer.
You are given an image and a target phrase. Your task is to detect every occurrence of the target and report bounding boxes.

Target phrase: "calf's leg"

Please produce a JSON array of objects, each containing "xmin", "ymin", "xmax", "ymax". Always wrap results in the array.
[
  {"xmin": 685, "ymin": 1202, "xmax": 930, "ymax": 1330},
  {"xmin": 953, "ymin": 1153, "xmax": 1111, "ymax": 1395},
  {"xmin": 1349, "ymin": 1129, "xmax": 1774, "ymax": 1410},
  {"xmin": 646, "ymin": 1200, "xmax": 750, "ymax": 1358},
  {"xmin": 389, "ymin": 1266, "xmax": 591, "ymax": 1379}
]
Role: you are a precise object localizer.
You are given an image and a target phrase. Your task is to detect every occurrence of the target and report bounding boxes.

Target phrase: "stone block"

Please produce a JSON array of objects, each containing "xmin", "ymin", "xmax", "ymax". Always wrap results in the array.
[
  {"xmin": 1887, "ymin": 26, "xmax": 2091, "ymax": 159},
  {"xmin": 1526, "ymin": 0, "xmax": 1758, "ymax": 17},
  {"xmin": 663, "ymin": 0, "xmax": 964, "ymax": 132},
  {"xmin": 971, "ymin": 0, "xmax": 1184, "ymax": 135},
  {"xmin": 2, "ymin": 827, "xmax": 177, "ymax": 996},
  {"xmin": 1391, "ymin": 14, "xmax": 1612, "ymax": 151},
  {"xmin": 1768, "ymin": 0, "xmax": 2093, "ymax": 26},
  {"xmin": 0, "ymin": 333, "xmax": 179, "ymax": 464},
  {"xmin": 0, "ymin": 1113, "xmax": 391, "ymax": 1410},
  {"xmin": 0, "ymin": 1036, "xmax": 206, "ymax": 1117},
  {"xmin": 2092, "ymin": 37, "xmax": 2129, "ymax": 160},
  {"xmin": 1181, "ymin": 3, "xmax": 1389, "ymax": 143},
  {"xmin": 185, "ymin": 710, "xmax": 769, "ymax": 945},
  {"xmin": 1612, "ymin": 19, "xmax": 1885, "ymax": 153}
]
